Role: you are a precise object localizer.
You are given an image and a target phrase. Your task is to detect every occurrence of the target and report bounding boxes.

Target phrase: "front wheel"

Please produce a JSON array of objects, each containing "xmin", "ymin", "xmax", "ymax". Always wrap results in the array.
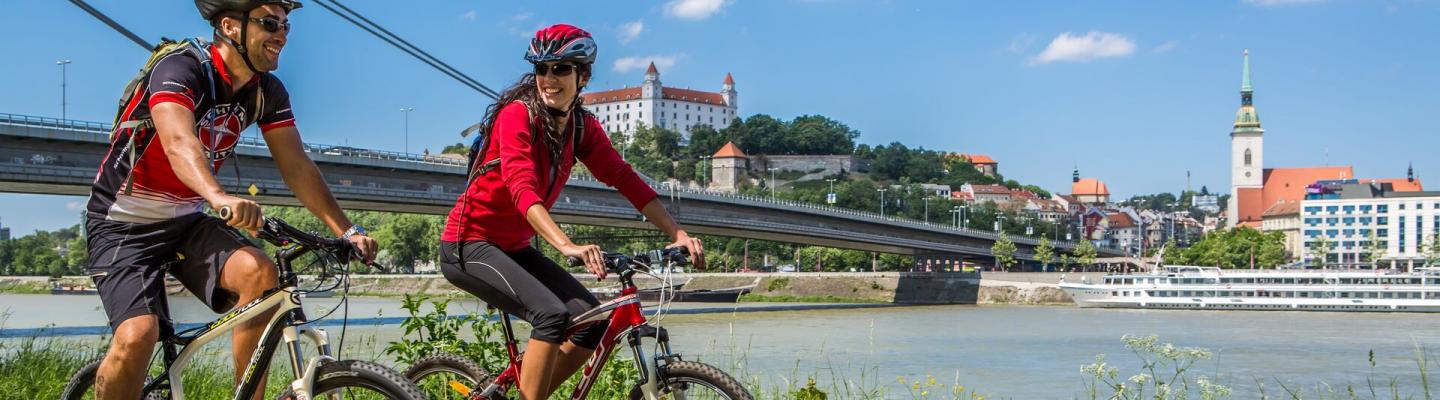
[
  {"xmin": 60, "ymin": 357, "xmax": 165, "ymax": 400},
  {"xmin": 630, "ymin": 361, "xmax": 753, "ymax": 400},
  {"xmin": 277, "ymin": 360, "xmax": 426, "ymax": 400}
]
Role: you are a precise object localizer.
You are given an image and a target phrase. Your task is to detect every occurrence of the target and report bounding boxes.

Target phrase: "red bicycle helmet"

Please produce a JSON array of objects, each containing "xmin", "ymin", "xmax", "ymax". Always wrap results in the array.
[{"xmin": 525, "ymin": 24, "xmax": 597, "ymax": 65}]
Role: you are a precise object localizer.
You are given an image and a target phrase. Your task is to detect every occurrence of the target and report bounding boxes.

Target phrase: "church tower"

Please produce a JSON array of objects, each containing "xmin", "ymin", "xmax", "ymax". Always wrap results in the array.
[{"xmin": 1229, "ymin": 49, "xmax": 1265, "ymax": 227}]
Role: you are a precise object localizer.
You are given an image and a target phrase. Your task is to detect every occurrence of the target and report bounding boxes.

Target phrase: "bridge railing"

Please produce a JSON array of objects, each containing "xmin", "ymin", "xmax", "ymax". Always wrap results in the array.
[
  {"xmin": 570, "ymin": 171, "xmax": 1085, "ymax": 250},
  {"xmin": 0, "ymin": 113, "xmax": 466, "ymax": 168}
]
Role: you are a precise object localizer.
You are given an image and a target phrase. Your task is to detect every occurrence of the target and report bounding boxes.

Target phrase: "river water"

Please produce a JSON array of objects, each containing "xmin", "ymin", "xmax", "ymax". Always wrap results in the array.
[{"xmin": 5, "ymin": 293, "xmax": 1440, "ymax": 398}]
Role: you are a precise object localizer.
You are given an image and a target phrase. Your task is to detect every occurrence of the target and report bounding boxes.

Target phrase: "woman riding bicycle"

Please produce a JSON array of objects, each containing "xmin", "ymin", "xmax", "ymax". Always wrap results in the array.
[{"xmin": 439, "ymin": 24, "xmax": 706, "ymax": 400}]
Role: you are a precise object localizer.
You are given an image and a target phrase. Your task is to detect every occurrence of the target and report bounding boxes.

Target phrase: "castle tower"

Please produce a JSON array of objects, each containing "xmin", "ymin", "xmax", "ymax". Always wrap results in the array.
[{"xmin": 721, "ymin": 73, "xmax": 737, "ymax": 108}]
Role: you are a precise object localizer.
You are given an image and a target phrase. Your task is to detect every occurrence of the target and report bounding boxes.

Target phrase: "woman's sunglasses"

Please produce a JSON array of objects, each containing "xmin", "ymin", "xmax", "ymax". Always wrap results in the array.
[
  {"xmin": 533, "ymin": 63, "xmax": 577, "ymax": 77},
  {"xmin": 249, "ymin": 17, "xmax": 291, "ymax": 34}
]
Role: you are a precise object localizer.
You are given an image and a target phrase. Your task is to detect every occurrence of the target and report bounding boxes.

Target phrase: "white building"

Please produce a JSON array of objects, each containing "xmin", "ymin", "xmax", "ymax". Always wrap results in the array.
[
  {"xmin": 1300, "ymin": 180, "xmax": 1440, "ymax": 269},
  {"xmin": 581, "ymin": 62, "xmax": 738, "ymax": 142}
]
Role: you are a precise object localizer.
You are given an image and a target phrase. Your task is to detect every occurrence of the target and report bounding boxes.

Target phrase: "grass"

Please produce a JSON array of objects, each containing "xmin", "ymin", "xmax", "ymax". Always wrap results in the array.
[
  {"xmin": 739, "ymin": 293, "xmax": 889, "ymax": 303},
  {"xmin": 0, "ymin": 280, "xmax": 51, "ymax": 294}
]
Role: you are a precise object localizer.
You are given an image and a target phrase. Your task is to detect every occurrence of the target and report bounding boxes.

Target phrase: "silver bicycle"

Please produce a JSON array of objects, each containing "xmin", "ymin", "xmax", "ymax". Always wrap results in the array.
[{"xmin": 61, "ymin": 211, "xmax": 424, "ymax": 400}]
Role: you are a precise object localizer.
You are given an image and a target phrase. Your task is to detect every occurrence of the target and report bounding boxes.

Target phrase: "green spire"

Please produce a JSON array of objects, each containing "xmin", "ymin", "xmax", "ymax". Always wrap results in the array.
[{"xmin": 1241, "ymin": 49, "xmax": 1253, "ymax": 93}]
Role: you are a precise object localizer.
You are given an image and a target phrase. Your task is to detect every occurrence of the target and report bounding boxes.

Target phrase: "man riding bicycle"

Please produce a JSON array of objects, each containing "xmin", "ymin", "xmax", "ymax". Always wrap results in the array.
[{"xmin": 84, "ymin": 1, "xmax": 376, "ymax": 399}]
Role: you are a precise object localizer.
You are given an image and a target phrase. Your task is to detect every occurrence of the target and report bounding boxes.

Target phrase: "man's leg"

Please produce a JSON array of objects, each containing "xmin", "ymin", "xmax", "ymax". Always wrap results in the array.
[
  {"xmin": 217, "ymin": 247, "xmax": 278, "ymax": 400},
  {"xmin": 95, "ymin": 315, "xmax": 160, "ymax": 400}
]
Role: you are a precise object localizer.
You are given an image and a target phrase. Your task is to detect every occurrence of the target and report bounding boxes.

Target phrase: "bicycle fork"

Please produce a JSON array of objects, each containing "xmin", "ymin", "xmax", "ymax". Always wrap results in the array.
[
  {"xmin": 280, "ymin": 315, "xmax": 335, "ymax": 400},
  {"xmin": 627, "ymin": 324, "xmax": 680, "ymax": 400}
]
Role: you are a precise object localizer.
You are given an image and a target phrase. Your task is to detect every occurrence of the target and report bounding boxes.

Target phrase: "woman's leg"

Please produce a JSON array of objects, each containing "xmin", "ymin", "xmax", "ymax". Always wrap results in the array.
[
  {"xmin": 508, "ymin": 247, "xmax": 609, "ymax": 394},
  {"xmin": 438, "ymin": 241, "xmax": 577, "ymax": 400}
]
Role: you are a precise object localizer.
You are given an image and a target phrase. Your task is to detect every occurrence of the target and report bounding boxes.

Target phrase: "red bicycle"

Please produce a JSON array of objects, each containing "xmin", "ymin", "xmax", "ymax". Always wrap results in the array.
[{"xmin": 404, "ymin": 248, "xmax": 752, "ymax": 400}]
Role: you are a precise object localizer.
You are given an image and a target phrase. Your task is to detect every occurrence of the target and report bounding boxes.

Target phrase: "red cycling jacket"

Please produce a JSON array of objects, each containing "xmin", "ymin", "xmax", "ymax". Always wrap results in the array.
[{"xmin": 441, "ymin": 102, "xmax": 658, "ymax": 252}]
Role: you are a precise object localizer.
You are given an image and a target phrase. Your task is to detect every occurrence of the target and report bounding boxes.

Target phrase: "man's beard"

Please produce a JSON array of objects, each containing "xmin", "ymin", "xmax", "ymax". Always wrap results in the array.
[{"xmin": 246, "ymin": 43, "xmax": 278, "ymax": 72}]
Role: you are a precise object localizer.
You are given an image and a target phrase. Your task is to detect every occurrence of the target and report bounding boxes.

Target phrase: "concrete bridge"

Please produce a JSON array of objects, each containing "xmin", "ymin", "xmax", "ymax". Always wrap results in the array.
[{"xmin": 0, "ymin": 113, "xmax": 1122, "ymax": 267}]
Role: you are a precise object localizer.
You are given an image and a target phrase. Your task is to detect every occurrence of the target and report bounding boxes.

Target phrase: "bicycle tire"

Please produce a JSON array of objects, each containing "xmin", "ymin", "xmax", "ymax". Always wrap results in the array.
[
  {"xmin": 629, "ymin": 361, "xmax": 752, "ymax": 400},
  {"xmin": 61, "ymin": 357, "xmax": 168, "ymax": 400},
  {"xmin": 276, "ymin": 360, "xmax": 426, "ymax": 400},
  {"xmin": 403, "ymin": 352, "xmax": 493, "ymax": 398}
]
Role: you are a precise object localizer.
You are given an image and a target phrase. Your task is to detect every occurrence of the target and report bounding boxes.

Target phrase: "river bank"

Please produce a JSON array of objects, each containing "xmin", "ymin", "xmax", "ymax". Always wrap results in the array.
[{"xmin": 4, "ymin": 272, "xmax": 1085, "ymax": 305}]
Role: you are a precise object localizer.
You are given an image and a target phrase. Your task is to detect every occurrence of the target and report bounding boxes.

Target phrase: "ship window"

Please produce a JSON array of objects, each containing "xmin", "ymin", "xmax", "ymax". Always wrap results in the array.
[{"xmin": 1384, "ymin": 292, "xmax": 1395, "ymax": 299}]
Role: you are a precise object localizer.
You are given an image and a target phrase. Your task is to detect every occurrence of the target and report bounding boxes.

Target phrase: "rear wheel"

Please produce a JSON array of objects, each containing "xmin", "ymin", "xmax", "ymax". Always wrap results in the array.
[
  {"xmin": 629, "ymin": 361, "xmax": 752, "ymax": 400},
  {"xmin": 403, "ymin": 353, "xmax": 493, "ymax": 399},
  {"xmin": 277, "ymin": 360, "xmax": 426, "ymax": 400}
]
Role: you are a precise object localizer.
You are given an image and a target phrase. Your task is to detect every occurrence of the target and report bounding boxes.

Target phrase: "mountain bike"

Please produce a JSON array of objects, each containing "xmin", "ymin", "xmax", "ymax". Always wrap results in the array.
[
  {"xmin": 61, "ymin": 209, "xmax": 424, "ymax": 400},
  {"xmin": 404, "ymin": 247, "xmax": 752, "ymax": 400}
]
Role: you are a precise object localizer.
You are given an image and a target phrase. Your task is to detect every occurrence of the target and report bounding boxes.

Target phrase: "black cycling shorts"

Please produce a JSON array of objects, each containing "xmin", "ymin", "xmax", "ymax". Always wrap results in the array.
[
  {"xmin": 439, "ymin": 241, "xmax": 606, "ymax": 348},
  {"xmin": 86, "ymin": 213, "xmax": 254, "ymax": 334}
]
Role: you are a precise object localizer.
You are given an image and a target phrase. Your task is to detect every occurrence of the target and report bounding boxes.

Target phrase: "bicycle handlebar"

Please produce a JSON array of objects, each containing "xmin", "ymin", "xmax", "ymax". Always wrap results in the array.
[
  {"xmin": 566, "ymin": 247, "xmax": 690, "ymax": 275},
  {"xmin": 215, "ymin": 206, "xmax": 378, "ymax": 271}
]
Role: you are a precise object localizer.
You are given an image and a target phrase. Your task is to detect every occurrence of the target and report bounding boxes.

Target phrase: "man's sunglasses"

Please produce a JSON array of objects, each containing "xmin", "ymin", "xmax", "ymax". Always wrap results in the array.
[
  {"xmin": 249, "ymin": 17, "xmax": 291, "ymax": 34},
  {"xmin": 533, "ymin": 63, "xmax": 578, "ymax": 77}
]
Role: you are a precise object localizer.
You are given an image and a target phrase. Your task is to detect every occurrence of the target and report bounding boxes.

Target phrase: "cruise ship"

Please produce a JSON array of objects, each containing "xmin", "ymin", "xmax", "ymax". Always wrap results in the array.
[{"xmin": 1059, "ymin": 266, "xmax": 1440, "ymax": 312}]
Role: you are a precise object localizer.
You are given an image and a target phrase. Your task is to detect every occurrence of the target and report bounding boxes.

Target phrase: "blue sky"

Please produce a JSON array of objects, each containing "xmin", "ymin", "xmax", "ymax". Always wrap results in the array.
[{"xmin": 2, "ymin": 0, "xmax": 1438, "ymax": 235}]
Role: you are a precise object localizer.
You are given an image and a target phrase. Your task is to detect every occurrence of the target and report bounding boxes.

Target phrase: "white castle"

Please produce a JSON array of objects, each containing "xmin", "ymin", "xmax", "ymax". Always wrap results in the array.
[{"xmin": 581, "ymin": 62, "xmax": 737, "ymax": 141}]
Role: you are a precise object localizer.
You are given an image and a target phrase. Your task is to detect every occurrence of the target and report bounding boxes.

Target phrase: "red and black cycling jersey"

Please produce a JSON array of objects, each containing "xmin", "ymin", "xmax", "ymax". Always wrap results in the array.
[
  {"xmin": 88, "ymin": 45, "xmax": 296, "ymax": 223},
  {"xmin": 441, "ymin": 102, "xmax": 658, "ymax": 252}
]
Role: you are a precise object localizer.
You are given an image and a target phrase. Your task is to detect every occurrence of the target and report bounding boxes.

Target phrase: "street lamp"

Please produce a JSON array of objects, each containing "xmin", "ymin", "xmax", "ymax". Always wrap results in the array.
[
  {"xmin": 825, "ymin": 178, "xmax": 837, "ymax": 205},
  {"xmin": 877, "ymin": 188, "xmax": 887, "ymax": 217},
  {"xmin": 768, "ymin": 167, "xmax": 778, "ymax": 200},
  {"xmin": 995, "ymin": 214, "xmax": 1007, "ymax": 232},
  {"xmin": 400, "ymin": 107, "xmax": 415, "ymax": 154},
  {"xmin": 960, "ymin": 205, "xmax": 969, "ymax": 228},
  {"xmin": 923, "ymin": 196, "xmax": 932, "ymax": 224},
  {"xmin": 950, "ymin": 206, "xmax": 961, "ymax": 228},
  {"xmin": 56, "ymin": 60, "xmax": 71, "ymax": 121},
  {"xmin": 701, "ymin": 155, "xmax": 713, "ymax": 190}
]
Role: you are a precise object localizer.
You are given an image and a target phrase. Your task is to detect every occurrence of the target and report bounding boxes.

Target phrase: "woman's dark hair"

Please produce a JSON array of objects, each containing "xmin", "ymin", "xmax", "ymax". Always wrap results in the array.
[{"xmin": 478, "ymin": 65, "xmax": 593, "ymax": 162}]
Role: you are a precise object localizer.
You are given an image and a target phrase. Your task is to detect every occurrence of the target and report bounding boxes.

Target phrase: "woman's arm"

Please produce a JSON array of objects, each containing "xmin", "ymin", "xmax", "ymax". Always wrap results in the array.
[
  {"xmin": 524, "ymin": 203, "xmax": 607, "ymax": 277},
  {"xmin": 638, "ymin": 198, "xmax": 705, "ymax": 269}
]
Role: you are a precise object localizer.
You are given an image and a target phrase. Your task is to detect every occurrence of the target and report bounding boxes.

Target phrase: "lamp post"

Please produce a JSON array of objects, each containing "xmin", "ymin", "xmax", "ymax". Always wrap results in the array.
[
  {"xmin": 768, "ymin": 167, "xmax": 778, "ymax": 200},
  {"xmin": 56, "ymin": 60, "xmax": 71, "ymax": 121},
  {"xmin": 950, "ymin": 206, "xmax": 961, "ymax": 229},
  {"xmin": 701, "ymin": 155, "xmax": 713, "ymax": 191},
  {"xmin": 996, "ymin": 214, "xmax": 1007, "ymax": 233},
  {"xmin": 960, "ymin": 205, "xmax": 969, "ymax": 228},
  {"xmin": 877, "ymin": 188, "xmax": 887, "ymax": 217},
  {"xmin": 825, "ymin": 178, "xmax": 837, "ymax": 205},
  {"xmin": 923, "ymin": 196, "xmax": 932, "ymax": 224},
  {"xmin": 400, "ymin": 107, "xmax": 415, "ymax": 154}
]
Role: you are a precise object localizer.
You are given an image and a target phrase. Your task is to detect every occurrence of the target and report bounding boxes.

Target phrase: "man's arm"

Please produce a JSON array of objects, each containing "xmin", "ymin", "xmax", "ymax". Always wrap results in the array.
[
  {"xmin": 152, "ymin": 102, "xmax": 262, "ymax": 229},
  {"xmin": 262, "ymin": 126, "xmax": 377, "ymax": 261}
]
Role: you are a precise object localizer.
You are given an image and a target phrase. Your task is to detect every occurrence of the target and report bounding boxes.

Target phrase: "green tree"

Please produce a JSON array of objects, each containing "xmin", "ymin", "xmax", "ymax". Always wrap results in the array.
[
  {"xmin": 685, "ymin": 124, "xmax": 727, "ymax": 159},
  {"xmin": 1076, "ymin": 239, "xmax": 1099, "ymax": 270},
  {"xmin": 441, "ymin": 142, "xmax": 467, "ymax": 155},
  {"xmin": 1035, "ymin": 237, "xmax": 1054, "ymax": 272},
  {"xmin": 1311, "ymin": 235, "xmax": 1334, "ymax": 269},
  {"xmin": 991, "ymin": 232, "xmax": 1017, "ymax": 271},
  {"xmin": 1364, "ymin": 230, "xmax": 1387, "ymax": 269},
  {"xmin": 1424, "ymin": 232, "xmax": 1440, "ymax": 267},
  {"xmin": 1166, "ymin": 227, "xmax": 1289, "ymax": 269}
]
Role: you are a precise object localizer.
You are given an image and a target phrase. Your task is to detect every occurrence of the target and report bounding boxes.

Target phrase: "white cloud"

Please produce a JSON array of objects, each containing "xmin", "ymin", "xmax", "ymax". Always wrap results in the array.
[
  {"xmin": 619, "ymin": 20, "xmax": 644, "ymax": 44},
  {"xmin": 1242, "ymin": 0, "xmax": 1324, "ymax": 6},
  {"xmin": 1153, "ymin": 40, "xmax": 1179, "ymax": 53},
  {"xmin": 511, "ymin": 12, "xmax": 534, "ymax": 21},
  {"xmin": 66, "ymin": 201, "xmax": 84, "ymax": 212},
  {"xmin": 665, "ymin": 0, "xmax": 731, "ymax": 20},
  {"xmin": 460, "ymin": 10, "xmax": 477, "ymax": 22},
  {"xmin": 1029, "ymin": 31, "xmax": 1137, "ymax": 65},
  {"xmin": 613, "ymin": 55, "xmax": 679, "ymax": 73}
]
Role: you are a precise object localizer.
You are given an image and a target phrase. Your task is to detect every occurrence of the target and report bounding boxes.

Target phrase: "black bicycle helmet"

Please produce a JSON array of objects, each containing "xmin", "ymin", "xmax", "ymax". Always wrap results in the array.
[{"xmin": 196, "ymin": 0, "xmax": 302, "ymax": 25}]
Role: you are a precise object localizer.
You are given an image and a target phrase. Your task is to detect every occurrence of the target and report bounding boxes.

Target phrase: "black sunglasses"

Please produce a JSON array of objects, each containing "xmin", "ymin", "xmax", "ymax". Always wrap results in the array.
[
  {"xmin": 249, "ymin": 17, "xmax": 291, "ymax": 34},
  {"xmin": 533, "ymin": 63, "xmax": 577, "ymax": 77}
]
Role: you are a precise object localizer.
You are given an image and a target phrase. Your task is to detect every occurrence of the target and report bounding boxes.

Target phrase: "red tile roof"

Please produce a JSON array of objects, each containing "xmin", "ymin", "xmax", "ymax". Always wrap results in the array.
[
  {"xmin": 1235, "ymin": 166, "xmax": 1355, "ymax": 224},
  {"xmin": 661, "ymin": 87, "xmax": 726, "ymax": 105},
  {"xmin": 1072, "ymin": 178, "xmax": 1110, "ymax": 196},
  {"xmin": 1370, "ymin": 178, "xmax": 1424, "ymax": 192},
  {"xmin": 1107, "ymin": 213, "xmax": 1137, "ymax": 228},
  {"xmin": 1261, "ymin": 200, "xmax": 1300, "ymax": 217},
  {"xmin": 969, "ymin": 184, "xmax": 1010, "ymax": 194},
  {"xmin": 724, "ymin": 72, "xmax": 734, "ymax": 85},
  {"xmin": 581, "ymin": 87, "xmax": 643, "ymax": 105},
  {"xmin": 960, "ymin": 153, "xmax": 997, "ymax": 165},
  {"xmin": 646, "ymin": 61, "xmax": 658, "ymax": 75},
  {"xmin": 713, "ymin": 142, "xmax": 746, "ymax": 158}
]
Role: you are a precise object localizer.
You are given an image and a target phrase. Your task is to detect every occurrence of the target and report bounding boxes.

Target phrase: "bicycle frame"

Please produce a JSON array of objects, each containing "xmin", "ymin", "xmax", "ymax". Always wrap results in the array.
[
  {"xmin": 138, "ymin": 237, "xmax": 342, "ymax": 400},
  {"xmin": 478, "ymin": 261, "xmax": 681, "ymax": 400}
]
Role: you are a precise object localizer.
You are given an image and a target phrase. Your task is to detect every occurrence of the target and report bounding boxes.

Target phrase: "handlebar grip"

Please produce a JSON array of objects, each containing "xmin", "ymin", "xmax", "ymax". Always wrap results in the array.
[{"xmin": 216, "ymin": 206, "xmax": 233, "ymax": 221}]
